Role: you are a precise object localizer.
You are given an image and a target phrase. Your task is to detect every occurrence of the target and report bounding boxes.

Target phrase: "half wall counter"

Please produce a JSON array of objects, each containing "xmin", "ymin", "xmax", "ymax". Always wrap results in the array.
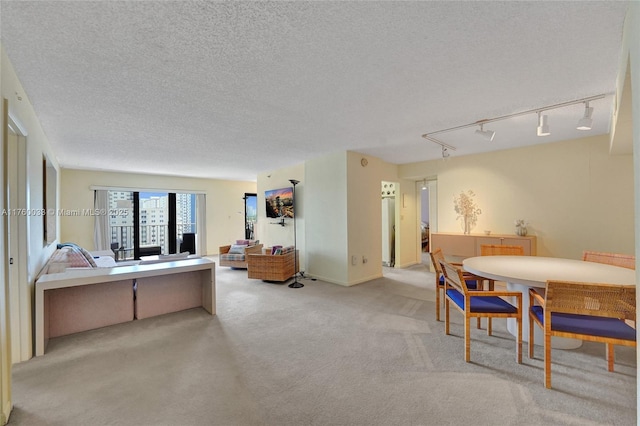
[{"xmin": 35, "ymin": 258, "xmax": 215, "ymax": 356}]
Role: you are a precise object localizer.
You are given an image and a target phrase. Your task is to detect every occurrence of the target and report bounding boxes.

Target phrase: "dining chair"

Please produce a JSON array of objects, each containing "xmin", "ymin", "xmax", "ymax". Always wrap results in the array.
[
  {"xmin": 479, "ymin": 244, "xmax": 525, "ymax": 291},
  {"xmin": 528, "ymin": 280, "xmax": 636, "ymax": 389},
  {"xmin": 582, "ymin": 250, "xmax": 635, "ymax": 270},
  {"xmin": 429, "ymin": 248, "xmax": 482, "ymax": 323},
  {"xmin": 440, "ymin": 259, "xmax": 522, "ymax": 363}
]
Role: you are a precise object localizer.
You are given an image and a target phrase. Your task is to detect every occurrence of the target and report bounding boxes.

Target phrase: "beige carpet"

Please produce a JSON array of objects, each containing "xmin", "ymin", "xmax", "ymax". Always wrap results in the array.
[{"xmin": 8, "ymin": 258, "xmax": 636, "ymax": 425}]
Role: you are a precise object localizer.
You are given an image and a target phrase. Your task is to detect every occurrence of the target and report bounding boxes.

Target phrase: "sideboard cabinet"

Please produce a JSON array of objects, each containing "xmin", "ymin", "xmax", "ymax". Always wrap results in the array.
[{"xmin": 431, "ymin": 233, "xmax": 537, "ymax": 258}]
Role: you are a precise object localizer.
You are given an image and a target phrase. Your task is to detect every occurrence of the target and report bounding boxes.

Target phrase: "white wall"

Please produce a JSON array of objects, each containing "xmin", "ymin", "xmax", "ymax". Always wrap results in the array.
[
  {"xmin": 60, "ymin": 169, "xmax": 256, "ymax": 255},
  {"xmin": 255, "ymin": 163, "xmax": 305, "ymax": 267},
  {"xmin": 300, "ymin": 151, "xmax": 419, "ymax": 286},
  {"xmin": 303, "ymin": 152, "xmax": 347, "ymax": 284},
  {"xmin": 1, "ymin": 48, "xmax": 59, "ymax": 280},
  {"xmin": 616, "ymin": 1, "xmax": 640, "ymax": 417},
  {"xmin": 400, "ymin": 134, "xmax": 634, "ymax": 259},
  {"xmin": 1, "ymin": 46, "xmax": 61, "ymax": 419}
]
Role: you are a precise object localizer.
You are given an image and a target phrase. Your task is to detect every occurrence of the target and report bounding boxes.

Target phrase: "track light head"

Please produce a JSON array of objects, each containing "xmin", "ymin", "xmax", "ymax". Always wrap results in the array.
[
  {"xmin": 576, "ymin": 102, "xmax": 593, "ymax": 130},
  {"xmin": 475, "ymin": 124, "xmax": 495, "ymax": 141},
  {"xmin": 441, "ymin": 146, "xmax": 450, "ymax": 159},
  {"xmin": 537, "ymin": 112, "xmax": 550, "ymax": 136},
  {"xmin": 421, "ymin": 179, "xmax": 427, "ymax": 190}
]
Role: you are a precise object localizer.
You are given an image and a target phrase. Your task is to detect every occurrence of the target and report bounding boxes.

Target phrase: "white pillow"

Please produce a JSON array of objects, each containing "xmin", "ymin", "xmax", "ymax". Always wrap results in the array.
[{"xmin": 228, "ymin": 244, "xmax": 247, "ymax": 254}]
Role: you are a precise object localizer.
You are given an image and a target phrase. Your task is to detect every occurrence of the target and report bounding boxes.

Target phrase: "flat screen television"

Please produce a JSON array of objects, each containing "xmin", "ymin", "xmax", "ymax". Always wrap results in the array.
[{"xmin": 265, "ymin": 187, "xmax": 294, "ymax": 218}]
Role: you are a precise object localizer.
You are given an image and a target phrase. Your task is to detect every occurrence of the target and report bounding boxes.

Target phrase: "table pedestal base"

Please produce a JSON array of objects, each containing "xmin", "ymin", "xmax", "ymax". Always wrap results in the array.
[{"xmin": 505, "ymin": 282, "xmax": 582, "ymax": 350}]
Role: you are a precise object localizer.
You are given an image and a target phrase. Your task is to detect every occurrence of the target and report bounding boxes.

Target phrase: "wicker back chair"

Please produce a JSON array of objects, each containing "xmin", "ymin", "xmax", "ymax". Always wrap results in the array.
[
  {"xmin": 480, "ymin": 244, "xmax": 524, "ymax": 256},
  {"xmin": 440, "ymin": 260, "xmax": 522, "ymax": 363},
  {"xmin": 429, "ymin": 248, "xmax": 482, "ymax": 323},
  {"xmin": 528, "ymin": 280, "xmax": 636, "ymax": 388},
  {"xmin": 582, "ymin": 250, "xmax": 635, "ymax": 270},
  {"xmin": 479, "ymin": 245, "xmax": 524, "ymax": 291}
]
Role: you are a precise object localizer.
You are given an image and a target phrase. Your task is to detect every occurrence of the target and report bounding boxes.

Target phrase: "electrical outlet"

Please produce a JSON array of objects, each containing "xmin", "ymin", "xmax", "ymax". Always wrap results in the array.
[{"xmin": 351, "ymin": 255, "xmax": 358, "ymax": 265}]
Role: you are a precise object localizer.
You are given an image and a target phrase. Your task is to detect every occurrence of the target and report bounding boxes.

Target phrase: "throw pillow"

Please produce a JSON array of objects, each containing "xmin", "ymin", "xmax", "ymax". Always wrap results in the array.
[{"xmin": 228, "ymin": 244, "xmax": 248, "ymax": 254}]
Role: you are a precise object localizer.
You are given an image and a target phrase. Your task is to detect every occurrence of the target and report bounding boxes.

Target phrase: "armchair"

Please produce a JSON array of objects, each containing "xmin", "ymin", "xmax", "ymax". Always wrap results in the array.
[
  {"xmin": 429, "ymin": 248, "xmax": 481, "ymax": 322},
  {"xmin": 219, "ymin": 241, "xmax": 263, "ymax": 268},
  {"xmin": 529, "ymin": 280, "xmax": 636, "ymax": 389},
  {"xmin": 440, "ymin": 259, "xmax": 522, "ymax": 364}
]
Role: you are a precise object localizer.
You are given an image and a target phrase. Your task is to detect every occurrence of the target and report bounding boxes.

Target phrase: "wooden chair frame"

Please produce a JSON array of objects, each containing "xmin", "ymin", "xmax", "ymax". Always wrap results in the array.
[
  {"xmin": 440, "ymin": 260, "xmax": 522, "ymax": 363},
  {"xmin": 429, "ymin": 248, "xmax": 484, "ymax": 324},
  {"xmin": 528, "ymin": 280, "xmax": 636, "ymax": 389}
]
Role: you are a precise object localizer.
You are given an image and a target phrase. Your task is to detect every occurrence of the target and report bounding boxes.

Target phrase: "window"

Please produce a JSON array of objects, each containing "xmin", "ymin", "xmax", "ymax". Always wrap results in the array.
[{"xmin": 104, "ymin": 190, "xmax": 199, "ymax": 259}]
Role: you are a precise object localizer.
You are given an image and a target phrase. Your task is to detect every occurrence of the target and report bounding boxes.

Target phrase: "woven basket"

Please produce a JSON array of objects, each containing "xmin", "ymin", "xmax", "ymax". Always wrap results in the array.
[{"xmin": 247, "ymin": 250, "xmax": 299, "ymax": 281}]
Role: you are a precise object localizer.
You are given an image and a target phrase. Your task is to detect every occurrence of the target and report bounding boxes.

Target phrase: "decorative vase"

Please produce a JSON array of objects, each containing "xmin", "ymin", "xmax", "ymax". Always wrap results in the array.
[
  {"xmin": 516, "ymin": 226, "xmax": 528, "ymax": 236},
  {"xmin": 463, "ymin": 215, "xmax": 471, "ymax": 235}
]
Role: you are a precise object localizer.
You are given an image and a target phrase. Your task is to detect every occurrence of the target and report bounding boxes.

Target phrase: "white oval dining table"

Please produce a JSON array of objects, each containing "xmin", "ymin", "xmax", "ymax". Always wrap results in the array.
[{"xmin": 462, "ymin": 256, "xmax": 637, "ymax": 349}]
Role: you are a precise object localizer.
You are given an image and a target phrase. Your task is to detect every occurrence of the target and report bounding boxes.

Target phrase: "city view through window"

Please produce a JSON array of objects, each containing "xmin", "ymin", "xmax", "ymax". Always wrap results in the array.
[
  {"xmin": 109, "ymin": 191, "xmax": 196, "ymax": 259},
  {"xmin": 245, "ymin": 193, "xmax": 257, "ymax": 240}
]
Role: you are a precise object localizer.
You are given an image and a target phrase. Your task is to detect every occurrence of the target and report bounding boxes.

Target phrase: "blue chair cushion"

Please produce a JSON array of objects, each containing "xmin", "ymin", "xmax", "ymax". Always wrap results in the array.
[
  {"xmin": 530, "ymin": 306, "xmax": 636, "ymax": 341},
  {"xmin": 446, "ymin": 288, "xmax": 517, "ymax": 313},
  {"xmin": 439, "ymin": 274, "xmax": 478, "ymax": 289}
]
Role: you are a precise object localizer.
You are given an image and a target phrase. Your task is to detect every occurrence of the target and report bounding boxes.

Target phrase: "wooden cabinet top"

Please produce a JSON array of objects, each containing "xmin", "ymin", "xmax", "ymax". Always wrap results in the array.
[{"xmin": 431, "ymin": 232, "xmax": 536, "ymax": 239}]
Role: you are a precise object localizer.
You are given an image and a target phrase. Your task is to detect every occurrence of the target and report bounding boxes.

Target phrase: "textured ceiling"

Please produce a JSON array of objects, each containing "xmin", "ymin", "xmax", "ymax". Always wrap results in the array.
[{"xmin": 0, "ymin": 1, "xmax": 629, "ymax": 181}]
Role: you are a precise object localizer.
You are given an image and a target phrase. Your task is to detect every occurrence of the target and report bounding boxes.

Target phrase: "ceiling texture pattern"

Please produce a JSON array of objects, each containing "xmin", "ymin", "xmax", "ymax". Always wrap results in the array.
[{"xmin": 0, "ymin": 1, "xmax": 630, "ymax": 181}]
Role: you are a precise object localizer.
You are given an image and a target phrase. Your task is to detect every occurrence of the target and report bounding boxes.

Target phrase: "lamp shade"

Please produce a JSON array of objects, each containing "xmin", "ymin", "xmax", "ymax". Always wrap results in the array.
[
  {"xmin": 537, "ymin": 114, "xmax": 550, "ymax": 136},
  {"xmin": 475, "ymin": 128, "xmax": 495, "ymax": 141},
  {"xmin": 577, "ymin": 106, "xmax": 594, "ymax": 130}
]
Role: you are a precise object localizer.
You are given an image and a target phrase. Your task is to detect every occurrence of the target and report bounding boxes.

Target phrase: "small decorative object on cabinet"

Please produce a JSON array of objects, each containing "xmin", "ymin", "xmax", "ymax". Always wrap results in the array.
[{"xmin": 515, "ymin": 219, "xmax": 528, "ymax": 236}]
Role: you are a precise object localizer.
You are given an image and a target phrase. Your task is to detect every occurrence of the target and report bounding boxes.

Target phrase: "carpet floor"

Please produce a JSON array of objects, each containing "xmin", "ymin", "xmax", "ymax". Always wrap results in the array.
[{"xmin": 8, "ymin": 258, "xmax": 636, "ymax": 425}]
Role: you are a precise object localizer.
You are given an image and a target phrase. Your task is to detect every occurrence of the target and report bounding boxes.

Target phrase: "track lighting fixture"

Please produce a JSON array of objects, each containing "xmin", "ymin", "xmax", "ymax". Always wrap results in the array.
[
  {"xmin": 537, "ymin": 112, "xmax": 550, "ymax": 136},
  {"xmin": 475, "ymin": 123, "xmax": 495, "ymax": 141},
  {"xmin": 421, "ymin": 94, "xmax": 605, "ymax": 151},
  {"xmin": 442, "ymin": 146, "xmax": 450, "ymax": 159},
  {"xmin": 421, "ymin": 179, "xmax": 427, "ymax": 190},
  {"xmin": 576, "ymin": 101, "xmax": 594, "ymax": 130}
]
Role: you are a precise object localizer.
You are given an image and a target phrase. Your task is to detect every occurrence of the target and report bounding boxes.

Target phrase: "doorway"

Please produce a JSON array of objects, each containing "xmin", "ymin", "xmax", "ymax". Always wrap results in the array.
[
  {"xmin": 381, "ymin": 181, "xmax": 398, "ymax": 267},
  {"xmin": 417, "ymin": 179, "xmax": 437, "ymax": 266}
]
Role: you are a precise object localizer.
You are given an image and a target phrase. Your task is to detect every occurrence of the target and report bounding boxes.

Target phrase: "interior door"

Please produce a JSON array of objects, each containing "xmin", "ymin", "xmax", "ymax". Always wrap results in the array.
[
  {"xmin": 6, "ymin": 117, "xmax": 29, "ymax": 363},
  {"xmin": 1, "ymin": 99, "xmax": 13, "ymax": 423}
]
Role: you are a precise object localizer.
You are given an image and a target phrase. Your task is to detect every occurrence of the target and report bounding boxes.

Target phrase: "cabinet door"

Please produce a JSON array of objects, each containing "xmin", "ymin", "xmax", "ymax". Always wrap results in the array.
[
  {"xmin": 475, "ymin": 237, "xmax": 503, "ymax": 254},
  {"xmin": 476, "ymin": 236, "xmax": 533, "ymax": 256},
  {"xmin": 431, "ymin": 234, "xmax": 475, "ymax": 258},
  {"xmin": 505, "ymin": 237, "xmax": 533, "ymax": 255}
]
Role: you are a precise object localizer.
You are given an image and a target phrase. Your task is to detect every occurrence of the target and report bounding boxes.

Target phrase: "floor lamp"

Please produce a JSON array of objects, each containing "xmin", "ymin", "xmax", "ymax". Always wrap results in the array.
[{"xmin": 288, "ymin": 179, "xmax": 303, "ymax": 288}]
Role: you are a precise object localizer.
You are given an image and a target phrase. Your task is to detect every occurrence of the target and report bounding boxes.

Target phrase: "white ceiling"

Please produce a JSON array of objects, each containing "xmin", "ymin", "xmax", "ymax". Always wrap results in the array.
[{"xmin": 0, "ymin": 1, "xmax": 629, "ymax": 182}]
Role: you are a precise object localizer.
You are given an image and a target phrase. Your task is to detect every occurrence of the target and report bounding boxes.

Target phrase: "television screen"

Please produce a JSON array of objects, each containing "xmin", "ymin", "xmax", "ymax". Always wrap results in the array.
[{"xmin": 265, "ymin": 187, "xmax": 294, "ymax": 218}]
